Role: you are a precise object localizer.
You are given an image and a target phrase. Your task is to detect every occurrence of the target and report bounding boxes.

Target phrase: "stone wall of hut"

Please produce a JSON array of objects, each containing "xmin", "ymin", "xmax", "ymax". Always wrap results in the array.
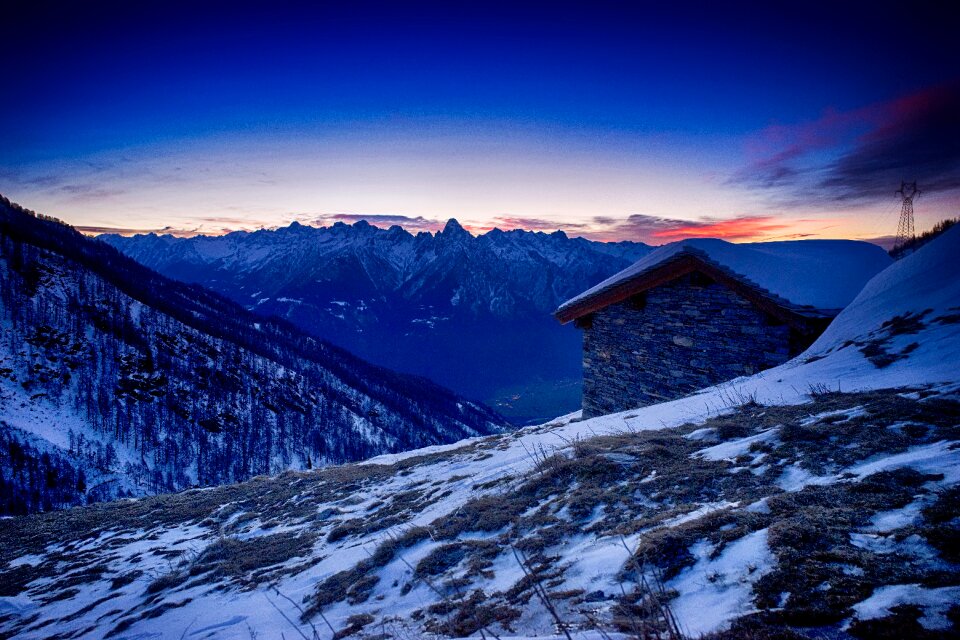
[{"xmin": 580, "ymin": 273, "xmax": 808, "ymax": 417}]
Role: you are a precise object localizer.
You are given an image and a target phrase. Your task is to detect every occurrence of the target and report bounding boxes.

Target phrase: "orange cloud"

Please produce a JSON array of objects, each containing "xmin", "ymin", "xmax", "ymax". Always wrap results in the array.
[
  {"xmin": 569, "ymin": 213, "xmax": 827, "ymax": 244},
  {"xmin": 650, "ymin": 216, "xmax": 790, "ymax": 242}
]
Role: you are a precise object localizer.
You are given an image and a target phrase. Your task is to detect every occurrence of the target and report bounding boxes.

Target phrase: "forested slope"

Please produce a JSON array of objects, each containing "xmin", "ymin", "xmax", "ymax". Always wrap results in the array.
[{"xmin": 0, "ymin": 196, "xmax": 504, "ymax": 514}]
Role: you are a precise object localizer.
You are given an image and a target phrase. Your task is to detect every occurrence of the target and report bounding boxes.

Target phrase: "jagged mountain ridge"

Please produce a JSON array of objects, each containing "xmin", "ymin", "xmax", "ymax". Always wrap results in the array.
[
  {"xmin": 101, "ymin": 219, "xmax": 647, "ymax": 317},
  {"xmin": 102, "ymin": 220, "xmax": 652, "ymax": 421},
  {"xmin": 0, "ymin": 196, "xmax": 505, "ymax": 514}
]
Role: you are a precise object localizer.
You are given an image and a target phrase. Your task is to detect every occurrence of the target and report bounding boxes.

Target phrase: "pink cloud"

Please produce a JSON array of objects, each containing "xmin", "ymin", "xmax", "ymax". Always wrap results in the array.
[{"xmin": 735, "ymin": 79, "xmax": 960, "ymax": 200}]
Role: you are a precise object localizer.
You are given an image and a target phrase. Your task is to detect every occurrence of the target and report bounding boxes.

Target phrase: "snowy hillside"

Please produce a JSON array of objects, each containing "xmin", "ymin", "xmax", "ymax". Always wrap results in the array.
[
  {"xmin": 101, "ymin": 221, "xmax": 653, "ymax": 422},
  {"xmin": 0, "ymin": 227, "xmax": 957, "ymax": 639},
  {"xmin": 0, "ymin": 197, "xmax": 504, "ymax": 514}
]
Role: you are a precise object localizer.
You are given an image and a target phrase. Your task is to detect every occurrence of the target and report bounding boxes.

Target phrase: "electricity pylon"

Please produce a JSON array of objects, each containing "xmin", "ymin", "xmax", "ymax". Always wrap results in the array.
[{"xmin": 893, "ymin": 181, "xmax": 920, "ymax": 256}]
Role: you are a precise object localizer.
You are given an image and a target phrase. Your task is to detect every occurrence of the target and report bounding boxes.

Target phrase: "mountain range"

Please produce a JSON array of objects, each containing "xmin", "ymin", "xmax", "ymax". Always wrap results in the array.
[
  {"xmin": 102, "ymin": 220, "xmax": 652, "ymax": 422},
  {"xmin": 0, "ymin": 196, "xmax": 504, "ymax": 514}
]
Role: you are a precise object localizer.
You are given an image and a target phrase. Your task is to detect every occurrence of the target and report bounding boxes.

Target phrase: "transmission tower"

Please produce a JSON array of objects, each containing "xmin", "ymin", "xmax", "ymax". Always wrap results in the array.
[{"xmin": 893, "ymin": 181, "xmax": 920, "ymax": 256}]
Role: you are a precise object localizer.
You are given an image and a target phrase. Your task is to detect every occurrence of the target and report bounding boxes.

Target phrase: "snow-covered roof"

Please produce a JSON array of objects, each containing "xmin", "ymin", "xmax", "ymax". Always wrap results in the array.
[
  {"xmin": 810, "ymin": 225, "xmax": 960, "ymax": 357},
  {"xmin": 556, "ymin": 238, "xmax": 892, "ymax": 321}
]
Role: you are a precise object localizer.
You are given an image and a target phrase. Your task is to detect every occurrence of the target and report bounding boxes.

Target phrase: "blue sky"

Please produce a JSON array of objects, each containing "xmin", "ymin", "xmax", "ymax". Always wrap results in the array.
[{"xmin": 1, "ymin": 1, "xmax": 957, "ymax": 243}]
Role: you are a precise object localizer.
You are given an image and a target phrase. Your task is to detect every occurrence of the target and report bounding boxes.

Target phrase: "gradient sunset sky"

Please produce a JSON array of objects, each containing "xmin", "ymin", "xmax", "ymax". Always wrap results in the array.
[{"xmin": 1, "ymin": 1, "xmax": 958, "ymax": 245}]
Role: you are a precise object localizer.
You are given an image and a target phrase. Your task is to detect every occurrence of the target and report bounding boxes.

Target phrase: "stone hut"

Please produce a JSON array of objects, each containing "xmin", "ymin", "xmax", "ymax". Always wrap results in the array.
[{"xmin": 554, "ymin": 239, "xmax": 892, "ymax": 418}]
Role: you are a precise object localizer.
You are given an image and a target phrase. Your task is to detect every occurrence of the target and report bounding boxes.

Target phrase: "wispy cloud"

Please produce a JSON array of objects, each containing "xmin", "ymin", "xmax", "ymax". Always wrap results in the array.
[
  {"xmin": 56, "ymin": 183, "xmax": 127, "ymax": 201},
  {"xmin": 576, "ymin": 214, "xmax": 806, "ymax": 244},
  {"xmin": 78, "ymin": 214, "xmax": 280, "ymax": 237},
  {"xmin": 493, "ymin": 216, "xmax": 590, "ymax": 231},
  {"xmin": 305, "ymin": 213, "xmax": 446, "ymax": 233},
  {"xmin": 78, "ymin": 225, "xmax": 199, "ymax": 237},
  {"xmin": 734, "ymin": 80, "xmax": 960, "ymax": 204},
  {"xmin": 323, "ymin": 212, "xmax": 813, "ymax": 243}
]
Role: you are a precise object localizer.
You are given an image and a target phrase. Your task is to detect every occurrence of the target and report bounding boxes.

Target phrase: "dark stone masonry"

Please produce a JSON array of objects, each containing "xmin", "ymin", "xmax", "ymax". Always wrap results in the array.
[{"xmin": 580, "ymin": 273, "xmax": 812, "ymax": 417}]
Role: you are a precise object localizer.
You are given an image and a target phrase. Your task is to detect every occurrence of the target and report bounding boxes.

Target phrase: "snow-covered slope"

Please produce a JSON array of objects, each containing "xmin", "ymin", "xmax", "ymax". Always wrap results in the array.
[
  {"xmin": 811, "ymin": 224, "xmax": 960, "ymax": 360},
  {"xmin": 558, "ymin": 237, "xmax": 892, "ymax": 313},
  {"xmin": 101, "ymin": 222, "xmax": 653, "ymax": 422},
  {"xmin": 0, "ymin": 228, "xmax": 957, "ymax": 639},
  {"xmin": 0, "ymin": 197, "xmax": 504, "ymax": 514}
]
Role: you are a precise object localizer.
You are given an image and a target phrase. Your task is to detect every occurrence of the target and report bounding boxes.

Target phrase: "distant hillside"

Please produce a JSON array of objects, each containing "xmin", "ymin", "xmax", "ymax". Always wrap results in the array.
[
  {"xmin": 2, "ymin": 206, "xmax": 958, "ymax": 639},
  {"xmin": 0, "ymin": 196, "xmax": 504, "ymax": 514},
  {"xmin": 102, "ymin": 220, "xmax": 652, "ymax": 422}
]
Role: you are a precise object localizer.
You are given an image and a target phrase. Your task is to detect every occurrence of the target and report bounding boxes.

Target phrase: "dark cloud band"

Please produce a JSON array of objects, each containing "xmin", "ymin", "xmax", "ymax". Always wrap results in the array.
[{"xmin": 734, "ymin": 80, "xmax": 960, "ymax": 205}]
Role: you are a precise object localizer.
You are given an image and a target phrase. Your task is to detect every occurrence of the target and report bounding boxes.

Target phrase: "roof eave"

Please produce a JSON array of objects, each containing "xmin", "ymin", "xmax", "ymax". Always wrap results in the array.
[
  {"xmin": 554, "ymin": 253, "xmax": 701, "ymax": 324},
  {"xmin": 554, "ymin": 252, "xmax": 838, "ymax": 334}
]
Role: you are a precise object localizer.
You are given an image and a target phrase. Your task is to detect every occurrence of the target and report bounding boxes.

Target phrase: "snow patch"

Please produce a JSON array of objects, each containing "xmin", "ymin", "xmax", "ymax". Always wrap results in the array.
[
  {"xmin": 867, "ymin": 499, "xmax": 926, "ymax": 533},
  {"xmin": 694, "ymin": 427, "xmax": 778, "ymax": 462},
  {"xmin": 668, "ymin": 528, "xmax": 776, "ymax": 637},
  {"xmin": 851, "ymin": 584, "xmax": 960, "ymax": 630}
]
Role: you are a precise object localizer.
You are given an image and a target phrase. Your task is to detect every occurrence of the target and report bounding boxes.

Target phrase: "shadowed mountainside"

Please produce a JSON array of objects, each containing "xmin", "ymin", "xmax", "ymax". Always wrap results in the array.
[{"xmin": 0, "ymin": 195, "xmax": 505, "ymax": 514}]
